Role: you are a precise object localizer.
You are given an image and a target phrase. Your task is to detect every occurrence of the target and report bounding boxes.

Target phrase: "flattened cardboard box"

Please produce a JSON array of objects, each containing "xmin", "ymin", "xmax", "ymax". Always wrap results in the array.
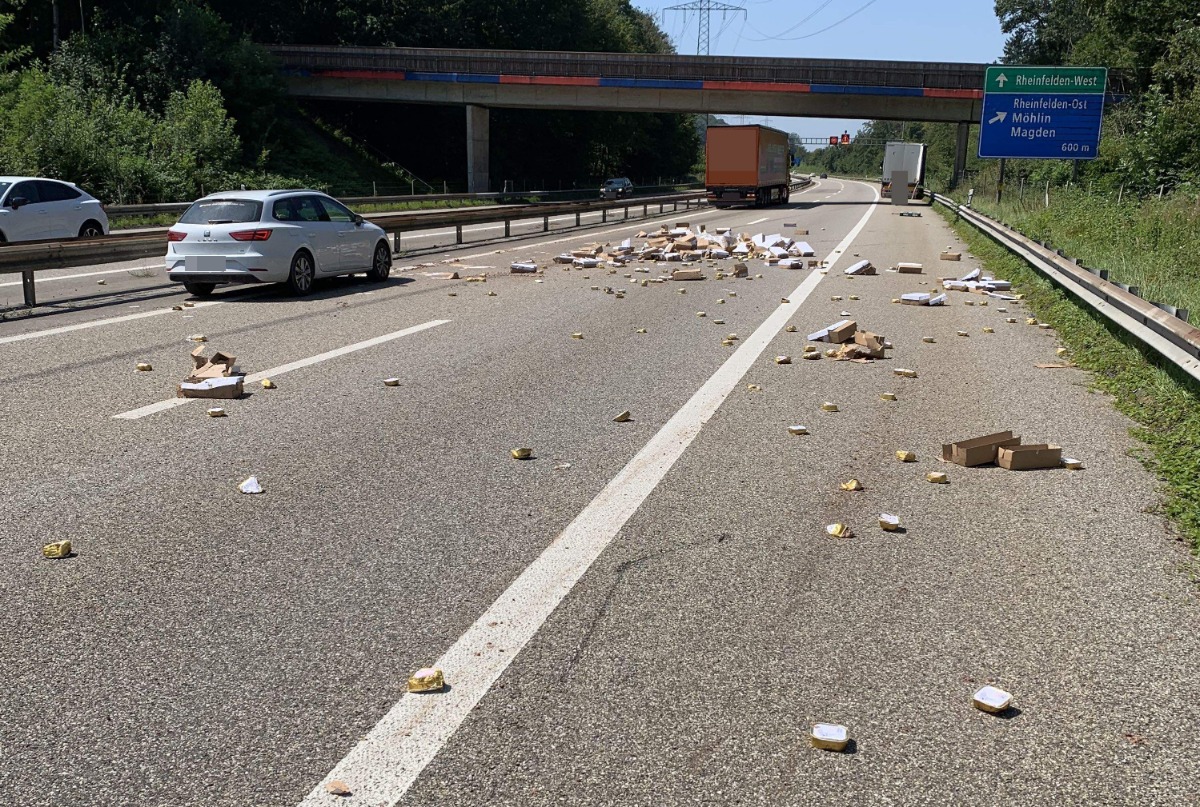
[
  {"xmin": 942, "ymin": 430, "xmax": 1021, "ymax": 467},
  {"xmin": 177, "ymin": 376, "xmax": 244, "ymax": 399},
  {"xmin": 997, "ymin": 444, "xmax": 1062, "ymax": 470}
]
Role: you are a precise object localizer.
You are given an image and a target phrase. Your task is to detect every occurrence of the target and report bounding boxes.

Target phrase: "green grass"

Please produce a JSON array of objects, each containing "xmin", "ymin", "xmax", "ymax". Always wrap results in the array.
[
  {"xmin": 936, "ymin": 203, "xmax": 1200, "ymax": 551},
  {"xmin": 959, "ymin": 188, "xmax": 1200, "ymax": 319}
]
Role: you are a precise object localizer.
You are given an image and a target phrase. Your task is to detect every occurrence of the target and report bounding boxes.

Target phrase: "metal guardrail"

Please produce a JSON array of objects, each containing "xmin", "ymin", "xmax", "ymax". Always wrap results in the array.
[
  {"xmin": 931, "ymin": 193, "xmax": 1200, "ymax": 383},
  {"xmin": 104, "ymin": 184, "xmax": 705, "ymax": 220},
  {"xmin": 0, "ymin": 190, "xmax": 710, "ymax": 307}
]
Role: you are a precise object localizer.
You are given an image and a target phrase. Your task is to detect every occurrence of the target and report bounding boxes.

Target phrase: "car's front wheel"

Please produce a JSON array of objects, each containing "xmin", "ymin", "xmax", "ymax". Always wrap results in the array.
[
  {"xmin": 285, "ymin": 250, "xmax": 316, "ymax": 295},
  {"xmin": 78, "ymin": 220, "xmax": 105, "ymax": 239},
  {"xmin": 366, "ymin": 242, "xmax": 391, "ymax": 281},
  {"xmin": 183, "ymin": 282, "xmax": 216, "ymax": 298}
]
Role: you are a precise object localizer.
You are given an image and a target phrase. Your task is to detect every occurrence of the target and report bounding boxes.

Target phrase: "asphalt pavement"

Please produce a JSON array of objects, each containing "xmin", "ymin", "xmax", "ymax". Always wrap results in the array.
[{"xmin": 2, "ymin": 179, "xmax": 1197, "ymax": 807}]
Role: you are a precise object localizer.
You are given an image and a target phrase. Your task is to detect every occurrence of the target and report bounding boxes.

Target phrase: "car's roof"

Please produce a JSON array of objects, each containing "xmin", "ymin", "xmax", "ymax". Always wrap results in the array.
[
  {"xmin": 0, "ymin": 176, "xmax": 78, "ymax": 185},
  {"xmin": 193, "ymin": 189, "xmax": 325, "ymax": 202}
]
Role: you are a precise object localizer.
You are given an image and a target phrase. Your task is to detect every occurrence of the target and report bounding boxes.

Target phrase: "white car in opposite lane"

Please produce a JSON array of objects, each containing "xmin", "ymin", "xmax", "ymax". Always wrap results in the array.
[
  {"xmin": 0, "ymin": 177, "xmax": 109, "ymax": 244},
  {"xmin": 165, "ymin": 189, "xmax": 392, "ymax": 297}
]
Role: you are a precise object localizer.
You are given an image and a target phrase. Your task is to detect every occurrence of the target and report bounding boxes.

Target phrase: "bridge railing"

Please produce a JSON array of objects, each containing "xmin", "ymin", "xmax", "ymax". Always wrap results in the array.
[{"xmin": 268, "ymin": 45, "xmax": 989, "ymax": 90}]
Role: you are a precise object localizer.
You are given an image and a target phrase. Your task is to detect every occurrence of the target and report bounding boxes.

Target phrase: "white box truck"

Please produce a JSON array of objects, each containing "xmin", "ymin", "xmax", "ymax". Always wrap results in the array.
[{"xmin": 882, "ymin": 142, "xmax": 927, "ymax": 199}]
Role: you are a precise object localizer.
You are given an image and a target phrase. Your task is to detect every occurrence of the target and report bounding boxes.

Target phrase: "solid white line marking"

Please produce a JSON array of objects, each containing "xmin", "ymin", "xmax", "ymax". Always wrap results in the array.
[
  {"xmin": 0, "ymin": 264, "xmax": 161, "ymax": 288},
  {"xmin": 0, "ymin": 301, "xmax": 224, "ymax": 346},
  {"xmin": 112, "ymin": 319, "xmax": 450, "ymax": 420},
  {"xmin": 299, "ymin": 182, "xmax": 880, "ymax": 807},
  {"xmin": 745, "ymin": 217, "xmax": 770, "ymax": 225}
]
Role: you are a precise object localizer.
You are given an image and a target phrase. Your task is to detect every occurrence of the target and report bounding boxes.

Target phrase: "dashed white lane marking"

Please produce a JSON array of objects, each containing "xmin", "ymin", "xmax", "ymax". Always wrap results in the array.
[
  {"xmin": 299, "ymin": 182, "xmax": 881, "ymax": 807},
  {"xmin": 0, "ymin": 301, "xmax": 225, "ymax": 346},
  {"xmin": 111, "ymin": 319, "xmax": 450, "ymax": 420},
  {"xmin": 745, "ymin": 217, "xmax": 770, "ymax": 225}
]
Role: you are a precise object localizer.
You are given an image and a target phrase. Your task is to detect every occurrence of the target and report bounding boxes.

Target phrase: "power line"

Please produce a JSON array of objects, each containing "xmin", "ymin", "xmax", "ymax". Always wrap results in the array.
[
  {"xmin": 744, "ymin": 0, "xmax": 881, "ymax": 42},
  {"xmin": 664, "ymin": 1, "xmax": 748, "ymax": 56}
]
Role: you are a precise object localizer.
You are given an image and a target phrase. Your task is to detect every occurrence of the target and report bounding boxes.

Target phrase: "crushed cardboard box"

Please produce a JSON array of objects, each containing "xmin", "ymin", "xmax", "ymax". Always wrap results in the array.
[
  {"xmin": 844, "ymin": 260, "xmax": 875, "ymax": 276},
  {"xmin": 178, "ymin": 347, "xmax": 242, "ymax": 399}
]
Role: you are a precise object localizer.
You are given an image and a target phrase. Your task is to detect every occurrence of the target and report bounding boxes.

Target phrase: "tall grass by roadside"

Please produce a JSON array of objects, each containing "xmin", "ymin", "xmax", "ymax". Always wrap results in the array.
[
  {"xmin": 936, "ymin": 204, "xmax": 1200, "ymax": 552},
  {"xmin": 956, "ymin": 187, "xmax": 1200, "ymax": 319}
]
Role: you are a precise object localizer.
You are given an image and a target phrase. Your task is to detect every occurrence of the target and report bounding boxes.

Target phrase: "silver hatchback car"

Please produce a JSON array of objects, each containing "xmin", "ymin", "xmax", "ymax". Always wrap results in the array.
[{"xmin": 165, "ymin": 189, "xmax": 392, "ymax": 297}]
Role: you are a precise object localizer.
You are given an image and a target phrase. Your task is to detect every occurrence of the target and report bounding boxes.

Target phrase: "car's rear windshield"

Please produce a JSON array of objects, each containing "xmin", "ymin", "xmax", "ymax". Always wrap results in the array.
[{"xmin": 179, "ymin": 199, "xmax": 263, "ymax": 225}]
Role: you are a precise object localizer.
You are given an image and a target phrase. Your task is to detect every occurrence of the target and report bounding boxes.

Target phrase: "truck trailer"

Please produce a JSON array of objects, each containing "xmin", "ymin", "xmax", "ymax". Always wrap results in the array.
[
  {"xmin": 705, "ymin": 125, "xmax": 791, "ymax": 208},
  {"xmin": 881, "ymin": 141, "xmax": 927, "ymax": 199}
]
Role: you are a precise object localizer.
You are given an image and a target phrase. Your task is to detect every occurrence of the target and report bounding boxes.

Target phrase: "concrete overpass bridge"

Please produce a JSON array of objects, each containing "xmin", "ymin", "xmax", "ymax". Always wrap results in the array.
[{"xmin": 269, "ymin": 45, "xmax": 991, "ymax": 192}]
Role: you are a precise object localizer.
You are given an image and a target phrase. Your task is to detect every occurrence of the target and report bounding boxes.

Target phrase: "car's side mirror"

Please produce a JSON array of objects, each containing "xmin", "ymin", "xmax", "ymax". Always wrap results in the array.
[
  {"xmin": 9, "ymin": 197, "xmax": 29, "ymax": 209},
  {"xmin": 353, "ymin": 214, "xmax": 364, "ymax": 225}
]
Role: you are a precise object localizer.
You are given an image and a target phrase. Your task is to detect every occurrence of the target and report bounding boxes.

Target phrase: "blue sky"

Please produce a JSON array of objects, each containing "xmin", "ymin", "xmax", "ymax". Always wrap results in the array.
[{"xmin": 633, "ymin": 0, "xmax": 1008, "ymax": 140}]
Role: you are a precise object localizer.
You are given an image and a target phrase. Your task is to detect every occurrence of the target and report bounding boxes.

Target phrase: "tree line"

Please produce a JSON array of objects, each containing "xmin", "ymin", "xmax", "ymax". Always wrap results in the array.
[
  {"xmin": 0, "ymin": 0, "xmax": 701, "ymax": 203},
  {"xmin": 802, "ymin": 0, "xmax": 1200, "ymax": 197}
]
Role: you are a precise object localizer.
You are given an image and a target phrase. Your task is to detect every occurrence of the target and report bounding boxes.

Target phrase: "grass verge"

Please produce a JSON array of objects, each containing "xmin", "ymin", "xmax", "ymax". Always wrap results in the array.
[{"xmin": 937, "ymin": 204, "xmax": 1200, "ymax": 551}]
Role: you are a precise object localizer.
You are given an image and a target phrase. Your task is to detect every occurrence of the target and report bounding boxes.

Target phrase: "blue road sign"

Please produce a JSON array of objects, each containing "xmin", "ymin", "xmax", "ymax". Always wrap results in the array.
[{"xmin": 978, "ymin": 66, "xmax": 1107, "ymax": 160}]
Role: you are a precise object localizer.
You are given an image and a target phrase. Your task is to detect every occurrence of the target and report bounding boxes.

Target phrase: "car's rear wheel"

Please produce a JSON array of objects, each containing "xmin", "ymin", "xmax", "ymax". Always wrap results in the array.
[
  {"xmin": 285, "ymin": 250, "xmax": 315, "ymax": 295},
  {"xmin": 78, "ymin": 220, "xmax": 104, "ymax": 239},
  {"xmin": 366, "ymin": 242, "xmax": 391, "ymax": 281},
  {"xmin": 183, "ymin": 282, "xmax": 216, "ymax": 298}
]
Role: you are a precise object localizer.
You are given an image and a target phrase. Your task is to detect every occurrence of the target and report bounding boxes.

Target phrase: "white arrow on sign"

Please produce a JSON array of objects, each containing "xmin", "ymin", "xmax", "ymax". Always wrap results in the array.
[
  {"xmin": 988, "ymin": 111, "xmax": 1008, "ymax": 124},
  {"xmin": 996, "ymin": 73, "xmax": 1008, "ymax": 87}
]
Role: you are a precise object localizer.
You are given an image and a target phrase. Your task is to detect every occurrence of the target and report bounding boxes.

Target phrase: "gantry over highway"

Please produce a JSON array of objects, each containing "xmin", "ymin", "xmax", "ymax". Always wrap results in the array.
[{"xmin": 269, "ymin": 46, "xmax": 991, "ymax": 193}]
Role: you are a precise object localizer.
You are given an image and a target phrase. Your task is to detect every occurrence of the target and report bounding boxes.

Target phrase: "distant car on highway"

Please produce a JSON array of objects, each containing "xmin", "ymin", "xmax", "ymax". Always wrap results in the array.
[
  {"xmin": 600, "ymin": 177, "xmax": 634, "ymax": 200},
  {"xmin": 820, "ymin": 173, "xmax": 828, "ymax": 179},
  {"xmin": 0, "ymin": 176, "xmax": 109, "ymax": 244},
  {"xmin": 164, "ymin": 190, "xmax": 392, "ymax": 297}
]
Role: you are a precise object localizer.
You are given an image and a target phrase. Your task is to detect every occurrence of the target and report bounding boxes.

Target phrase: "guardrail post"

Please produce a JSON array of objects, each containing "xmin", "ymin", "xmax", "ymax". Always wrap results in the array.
[
  {"xmin": 504, "ymin": 220, "xmax": 510, "ymax": 237},
  {"xmin": 456, "ymin": 224, "xmax": 463, "ymax": 244},
  {"xmin": 643, "ymin": 204, "xmax": 648, "ymax": 217},
  {"xmin": 575, "ymin": 212, "xmax": 580, "ymax": 227},
  {"xmin": 543, "ymin": 216, "xmax": 549, "ymax": 232},
  {"xmin": 393, "ymin": 232, "xmax": 401, "ymax": 253},
  {"xmin": 602, "ymin": 209, "xmax": 607, "ymax": 223},
  {"xmin": 659, "ymin": 203, "xmax": 664, "ymax": 214},
  {"xmin": 624, "ymin": 206, "xmax": 629, "ymax": 220},
  {"xmin": 22, "ymin": 270, "xmax": 36, "ymax": 307}
]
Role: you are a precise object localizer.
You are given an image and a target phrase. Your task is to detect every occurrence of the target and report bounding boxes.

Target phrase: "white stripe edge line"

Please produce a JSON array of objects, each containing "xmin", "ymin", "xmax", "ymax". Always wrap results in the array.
[
  {"xmin": 298, "ymin": 182, "xmax": 880, "ymax": 807},
  {"xmin": 112, "ymin": 319, "xmax": 450, "ymax": 420},
  {"xmin": 0, "ymin": 301, "xmax": 224, "ymax": 346}
]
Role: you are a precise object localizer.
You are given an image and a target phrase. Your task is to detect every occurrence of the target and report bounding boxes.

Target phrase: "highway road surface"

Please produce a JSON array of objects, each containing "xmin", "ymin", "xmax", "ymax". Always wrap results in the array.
[{"xmin": 2, "ymin": 179, "xmax": 1198, "ymax": 806}]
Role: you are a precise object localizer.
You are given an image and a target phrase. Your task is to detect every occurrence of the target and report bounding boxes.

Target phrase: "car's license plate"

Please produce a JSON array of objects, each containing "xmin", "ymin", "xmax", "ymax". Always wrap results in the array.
[{"xmin": 184, "ymin": 255, "xmax": 225, "ymax": 272}]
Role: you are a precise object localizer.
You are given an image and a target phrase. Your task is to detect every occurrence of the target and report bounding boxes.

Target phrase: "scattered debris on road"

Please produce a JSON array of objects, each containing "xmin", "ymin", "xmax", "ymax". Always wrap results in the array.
[
  {"xmin": 383, "ymin": 378, "xmax": 401, "ymax": 387},
  {"xmin": 811, "ymin": 723, "xmax": 850, "ymax": 751},
  {"xmin": 136, "ymin": 362, "xmax": 152, "ymax": 372},
  {"xmin": 972, "ymin": 685, "xmax": 1013, "ymax": 714},
  {"xmin": 897, "ymin": 450, "xmax": 917, "ymax": 462},
  {"xmin": 42, "ymin": 540, "xmax": 72, "ymax": 559},
  {"xmin": 238, "ymin": 476, "xmax": 263, "ymax": 494},
  {"xmin": 206, "ymin": 407, "xmax": 226, "ymax": 418},
  {"xmin": 879, "ymin": 513, "xmax": 901, "ymax": 531},
  {"xmin": 408, "ymin": 667, "xmax": 446, "ymax": 693},
  {"xmin": 840, "ymin": 479, "xmax": 864, "ymax": 491},
  {"xmin": 927, "ymin": 471, "xmax": 950, "ymax": 484},
  {"xmin": 943, "ymin": 431, "xmax": 1021, "ymax": 467},
  {"xmin": 825, "ymin": 523, "xmax": 853, "ymax": 538},
  {"xmin": 613, "ymin": 410, "xmax": 632, "ymax": 423},
  {"xmin": 511, "ymin": 448, "xmax": 533, "ymax": 460},
  {"xmin": 788, "ymin": 425, "xmax": 809, "ymax": 436},
  {"xmin": 326, "ymin": 780, "xmax": 352, "ymax": 798}
]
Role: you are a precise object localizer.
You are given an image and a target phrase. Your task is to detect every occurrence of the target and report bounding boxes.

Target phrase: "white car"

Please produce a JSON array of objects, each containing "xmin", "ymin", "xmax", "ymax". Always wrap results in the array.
[
  {"xmin": 0, "ymin": 176, "xmax": 109, "ymax": 244},
  {"xmin": 165, "ymin": 189, "xmax": 392, "ymax": 297}
]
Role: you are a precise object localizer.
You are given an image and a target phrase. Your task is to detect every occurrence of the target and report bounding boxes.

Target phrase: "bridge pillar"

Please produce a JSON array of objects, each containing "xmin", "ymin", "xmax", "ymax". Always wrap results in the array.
[
  {"xmin": 466, "ymin": 105, "xmax": 490, "ymax": 194},
  {"xmin": 951, "ymin": 122, "xmax": 969, "ymax": 190}
]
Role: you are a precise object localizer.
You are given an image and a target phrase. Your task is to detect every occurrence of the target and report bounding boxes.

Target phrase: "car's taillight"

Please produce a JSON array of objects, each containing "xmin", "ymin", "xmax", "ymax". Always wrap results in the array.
[
  {"xmin": 167, "ymin": 230, "xmax": 186, "ymax": 242},
  {"xmin": 230, "ymin": 229, "xmax": 272, "ymax": 242}
]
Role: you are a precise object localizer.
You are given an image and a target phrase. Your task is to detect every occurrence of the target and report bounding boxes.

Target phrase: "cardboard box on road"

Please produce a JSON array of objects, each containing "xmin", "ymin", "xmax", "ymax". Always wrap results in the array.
[
  {"xmin": 997, "ymin": 444, "xmax": 1063, "ymax": 470},
  {"xmin": 853, "ymin": 330, "xmax": 887, "ymax": 358},
  {"xmin": 942, "ymin": 431, "xmax": 1021, "ymax": 467},
  {"xmin": 177, "ymin": 376, "xmax": 244, "ymax": 399},
  {"xmin": 897, "ymin": 262, "xmax": 923, "ymax": 274}
]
